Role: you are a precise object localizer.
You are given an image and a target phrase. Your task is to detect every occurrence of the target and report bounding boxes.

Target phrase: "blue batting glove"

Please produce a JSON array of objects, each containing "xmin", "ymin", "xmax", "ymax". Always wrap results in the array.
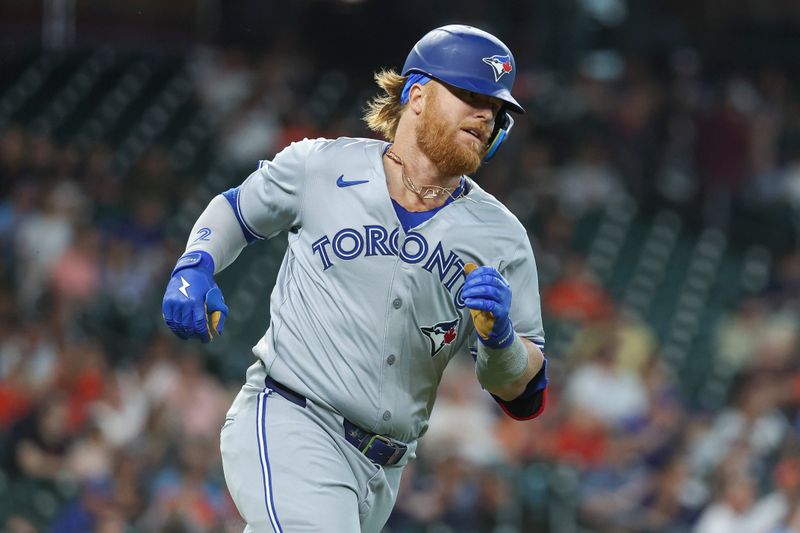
[
  {"xmin": 162, "ymin": 251, "xmax": 228, "ymax": 343},
  {"xmin": 462, "ymin": 264, "xmax": 514, "ymax": 348}
]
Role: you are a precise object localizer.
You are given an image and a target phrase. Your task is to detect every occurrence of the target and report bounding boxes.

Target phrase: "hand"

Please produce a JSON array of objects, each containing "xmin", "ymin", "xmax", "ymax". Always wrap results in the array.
[
  {"xmin": 462, "ymin": 263, "xmax": 514, "ymax": 348},
  {"xmin": 162, "ymin": 251, "xmax": 228, "ymax": 343}
]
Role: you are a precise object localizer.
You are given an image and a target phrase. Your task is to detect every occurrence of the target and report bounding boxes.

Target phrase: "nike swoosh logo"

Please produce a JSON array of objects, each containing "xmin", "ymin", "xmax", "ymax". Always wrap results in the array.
[{"xmin": 336, "ymin": 175, "xmax": 369, "ymax": 188}]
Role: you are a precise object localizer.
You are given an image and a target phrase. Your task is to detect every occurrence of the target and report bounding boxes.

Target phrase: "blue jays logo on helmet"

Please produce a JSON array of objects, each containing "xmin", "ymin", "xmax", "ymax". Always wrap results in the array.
[
  {"xmin": 482, "ymin": 55, "xmax": 513, "ymax": 82},
  {"xmin": 421, "ymin": 318, "xmax": 460, "ymax": 357}
]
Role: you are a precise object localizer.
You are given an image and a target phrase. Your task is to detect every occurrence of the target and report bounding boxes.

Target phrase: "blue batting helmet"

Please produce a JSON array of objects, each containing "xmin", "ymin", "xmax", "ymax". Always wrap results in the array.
[
  {"xmin": 402, "ymin": 24, "xmax": 524, "ymax": 115},
  {"xmin": 402, "ymin": 25, "xmax": 523, "ymax": 161}
]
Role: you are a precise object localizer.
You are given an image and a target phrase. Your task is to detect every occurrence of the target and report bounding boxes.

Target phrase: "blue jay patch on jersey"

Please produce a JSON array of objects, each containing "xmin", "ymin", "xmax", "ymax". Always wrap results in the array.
[
  {"xmin": 421, "ymin": 318, "xmax": 460, "ymax": 357},
  {"xmin": 482, "ymin": 54, "xmax": 513, "ymax": 82}
]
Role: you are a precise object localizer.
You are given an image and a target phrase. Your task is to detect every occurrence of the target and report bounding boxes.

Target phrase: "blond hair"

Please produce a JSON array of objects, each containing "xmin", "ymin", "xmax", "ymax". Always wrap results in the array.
[{"xmin": 363, "ymin": 69, "xmax": 407, "ymax": 141}]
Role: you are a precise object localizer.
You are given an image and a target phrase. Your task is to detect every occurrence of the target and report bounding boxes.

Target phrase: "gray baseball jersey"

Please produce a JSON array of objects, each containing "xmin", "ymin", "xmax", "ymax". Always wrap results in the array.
[
  {"xmin": 200, "ymin": 136, "xmax": 545, "ymax": 443},
  {"xmin": 193, "ymin": 136, "xmax": 546, "ymax": 531}
]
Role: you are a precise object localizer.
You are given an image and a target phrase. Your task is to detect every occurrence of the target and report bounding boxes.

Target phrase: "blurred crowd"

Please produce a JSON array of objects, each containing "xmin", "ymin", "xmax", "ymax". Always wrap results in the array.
[
  {"xmin": 0, "ymin": 124, "xmax": 244, "ymax": 531},
  {"xmin": 0, "ymin": 37, "xmax": 799, "ymax": 533}
]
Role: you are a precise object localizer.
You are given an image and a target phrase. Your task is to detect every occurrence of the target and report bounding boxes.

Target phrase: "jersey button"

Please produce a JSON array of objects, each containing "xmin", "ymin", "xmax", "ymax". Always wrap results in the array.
[
  {"xmin": 392, "ymin": 298, "xmax": 402, "ymax": 309},
  {"xmin": 382, "ymin": 410, "xmax": 392, "ymax": 421},
  {"xmin": 386, "ymin": 354, "xmax": 396, "ymax": 365}
]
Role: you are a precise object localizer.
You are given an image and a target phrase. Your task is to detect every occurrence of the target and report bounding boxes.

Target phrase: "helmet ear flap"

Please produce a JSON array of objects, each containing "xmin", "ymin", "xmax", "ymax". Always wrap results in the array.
[{"xmin": 484, "ymin": 112, "xmax": 514, "ymax": 162}]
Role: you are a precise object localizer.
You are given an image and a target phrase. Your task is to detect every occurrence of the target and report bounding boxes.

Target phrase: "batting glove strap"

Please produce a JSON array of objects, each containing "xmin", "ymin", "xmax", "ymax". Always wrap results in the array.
[
  {"xmin": 482, "ymin": 317, "xmax": 515, "ymax": 349},
  {"xmin": 171, "ymin": 250, "xmax": 215, "ymax": 277}
]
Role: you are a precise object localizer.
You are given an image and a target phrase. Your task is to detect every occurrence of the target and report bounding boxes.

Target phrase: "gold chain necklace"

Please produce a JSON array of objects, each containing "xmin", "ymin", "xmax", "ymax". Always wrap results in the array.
[{"xmin": 384, "ymin": 148, "xmax": 464, "ymax": 201}]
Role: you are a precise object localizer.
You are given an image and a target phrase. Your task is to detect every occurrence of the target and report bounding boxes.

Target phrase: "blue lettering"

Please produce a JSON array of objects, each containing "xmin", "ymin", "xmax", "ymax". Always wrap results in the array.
[
  {"xmin": 193, "ymin": 227, "xmax": 212, "ymax": 242},
  {"xmin": 400, "ymin": 232, "xmax": 428, "ymax": 264},
  {"xmin": 333, "ymin": 228, "xmax": 364, "ymax": 260},
  {"xmin": 443, "ymin": 258, "xmax": 466, "ymax": 290},
  {"xmin": 422, "ymin": 242, "xmax": 460, "ymax": 281},
  {"xmin": 312, "ymin": 236, "xmax": 334, "ymax": 270},
  {"xmin": 454, "ymin": 282, "xmax": 467, "ymax": 309},
  {"xmin": 364, "ymin": 225, "xmax": 392, "ymax": 256},
  {"xmin": 388, "ymin": 228, "xmax": 400, "ymax": 256},
  {"xmin": 312, "ymin": 227, "xmax": 470, "ymax": 306}
]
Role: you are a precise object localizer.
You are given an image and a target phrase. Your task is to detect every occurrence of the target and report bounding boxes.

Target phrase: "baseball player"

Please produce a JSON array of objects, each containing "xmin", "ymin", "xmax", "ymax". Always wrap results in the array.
[{"xmin": 162, "ymin": 25, "xmax": 547, "ymax": 532}]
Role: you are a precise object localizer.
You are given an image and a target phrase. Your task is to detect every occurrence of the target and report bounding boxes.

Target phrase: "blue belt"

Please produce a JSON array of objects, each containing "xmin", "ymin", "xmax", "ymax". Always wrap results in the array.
[{"xmin": 264, "ymin": 376, "xmax": 407, "ymax": 467}]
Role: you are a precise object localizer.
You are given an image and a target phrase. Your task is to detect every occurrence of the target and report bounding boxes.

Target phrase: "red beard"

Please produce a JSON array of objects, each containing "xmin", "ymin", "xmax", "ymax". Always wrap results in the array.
[{"xmin": 415, "ymin": 95, "xmax": 487, "ymax": 177}]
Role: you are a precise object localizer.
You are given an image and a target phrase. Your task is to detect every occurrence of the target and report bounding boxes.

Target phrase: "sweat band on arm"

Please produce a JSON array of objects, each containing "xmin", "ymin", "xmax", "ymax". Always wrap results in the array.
[{"xmin": 476, "ymin": 333, "xmax": 528, "ymax": 390}]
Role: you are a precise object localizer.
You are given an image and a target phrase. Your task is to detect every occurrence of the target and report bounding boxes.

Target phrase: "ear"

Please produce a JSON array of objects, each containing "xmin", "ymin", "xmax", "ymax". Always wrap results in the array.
[{"xmin": 407, "ymin": 82, "xmax": 427, "ymax": 115}]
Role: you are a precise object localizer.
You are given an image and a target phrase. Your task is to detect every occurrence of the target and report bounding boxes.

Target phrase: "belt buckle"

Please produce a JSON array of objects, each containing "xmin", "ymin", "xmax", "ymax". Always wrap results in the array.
[
  {"xmin": 362, "ymin": 434, "xmax": 406, "ymax": 466},
  {"xmin": 360, "ymin": 433, "xmax": 393, "ymax": 453}
]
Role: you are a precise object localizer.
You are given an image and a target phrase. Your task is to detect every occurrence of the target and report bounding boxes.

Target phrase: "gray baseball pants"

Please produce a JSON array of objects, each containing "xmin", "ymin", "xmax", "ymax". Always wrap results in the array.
[{"xmin": 220, "ymin": 361, "xmax": 403, "ymax": 532}]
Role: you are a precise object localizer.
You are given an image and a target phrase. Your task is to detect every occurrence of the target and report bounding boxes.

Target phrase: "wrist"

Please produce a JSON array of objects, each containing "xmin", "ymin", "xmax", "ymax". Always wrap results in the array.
[
  {"xmin": 476, "ymin": 334, "xmax": 528, "ymax": 391},
  {"xmin": 479, "ymin": 318, "xmax": 514, "ymax": 349},
  {"xmin": 172, "ymin": 250, "xmax": 215, "ymax": 277}
]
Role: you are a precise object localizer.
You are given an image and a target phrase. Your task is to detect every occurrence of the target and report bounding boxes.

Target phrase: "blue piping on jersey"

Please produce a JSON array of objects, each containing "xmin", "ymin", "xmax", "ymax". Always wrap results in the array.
[
  {"xmin": 223, "ymin": 187, "xmax": 264, "ymax": 244},
  {"xmin": 257, "ymin": 390, "xmax": 284, "ymax": 532}
]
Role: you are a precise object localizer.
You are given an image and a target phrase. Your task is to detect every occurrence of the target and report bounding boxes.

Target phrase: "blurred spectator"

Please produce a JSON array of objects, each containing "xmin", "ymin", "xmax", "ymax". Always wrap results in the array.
[
  {"xmin": 779, "ymin": 103, "xmax": 800, "ymax": 208},
  {"xmin": 746, "ymin": 456, "xmax": 800, "ymax": 532},
  {"xmin": 390, "ymin": 457, "xmax": 484, "ymax": 532},
  {"xmin": 694, "ymin": 473, "xmax": 758, "ymax": 533},
  {"xmin": 0, "ymin": 126, "xmax": 28, "ymax": 194},
  {"xmin": 190, "ymin": 46, "xmax": 254, "ymax": 121},
  {"xmin": 578, "ymin": 436, "xmax": 650, "ymax": 528},
  {"xmin": 50, "ymin": 478, "xmax": 121, "ymax": 533},
  {"xmin": 3, "ymin": 516, "xmax": 37, "ymax": 533},
  {"xmin": 50, "ymin": 227, "xmax": 102, "ymax": 308},
  {"xmin": 630, "ymin": 357, "xmax": 685, "ymax": 463},
  {"xmin": 569, "ymin": 311, "xmax": 657, "ymax": 373},
  {"xmin": 125, "ymin": 148, "xmax": 180, "ymax": 209},
  {"xmin": 750, "ymin": 69, "xmax": 788, "ymax": 203},
  {"xmin": 100, "ymin": 239, "xmax": 159, "ymax": 313},
  {"xmin": 555, "ymin": 140, "xmax": 625, "ymax": 216},
  {"xmin": 611, "ymin": 75, "xmax": 663, "ymax": 202},
  {"xmin": 3, "ymin": 394, "xmax": 73, "ymax": 481},
  {"xmin": 527, "ymin": 211, "xmax": 573, "ymax": 287},
  {"xmin": 66, "ymin": 424, "xmax": 114, "ymax": 482},
  {"xmin": 507, "ymin": 141, "xmax": 558, "ymax": 221},
  {"xmin": 695, "ymin": 80, "xmax": 756, "ymax": 229},
  {"xmin": 690, "ymin": 373, "xmax": 789, "ymax": 478},
  {"xmin": 552, "ymin": 405, "xmax": 609, "ymax": 468},
  {"xmin": 633, "ymin": 455, "xmax": 703, "ymax": 531},
  {"xmin": 564, "ymin": 335, "xmax": 649, "ymax": 427},
  {"xmin": 125, "ymin": 196, "xmax": 168, "ymax": 250},
  {"xmin": 163, "ymin": 353, "xmax": 228, "ymax": 440},
  {"xmin": 140, "ymin": 438, "xmax": 236, "ymax": 531},
  {"xmin": 768, "ymin": 250, "xmax": 800, "ymax": 305},
  {"xmin": 543, "ymin": 254, "xmax": 616, "ymax": 323},
  {"xmin": 13, "ymin": 181, "xmax": 85, "ymax": 313},
  {"xmin": 90, "ymin": 369, "xmax": 149, "ymax": 449},
  {"xmin": 139, "ymin": 334, "xmax": 182, "ymax": 406},
  {"xmin": 715, "ymin": 295, "xmax": 799, "ymax": 372},
  {"xmin": 714, "ymin": 297, "xmax": 774, "ymax": 370},
  {"xmin": 58, "ymin": 340, "xmax": 107, "ymax": 430},
  {"xmin": 421, "ymin": 361, "xmax": 505, "ymax": 466},
  {"xmin": 219, "ymin": 93, "xmax": 279, "ymax": 165},
  {"xmin": 0, "ymin": 319, "xmax": 59, "ymax": 414}
]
